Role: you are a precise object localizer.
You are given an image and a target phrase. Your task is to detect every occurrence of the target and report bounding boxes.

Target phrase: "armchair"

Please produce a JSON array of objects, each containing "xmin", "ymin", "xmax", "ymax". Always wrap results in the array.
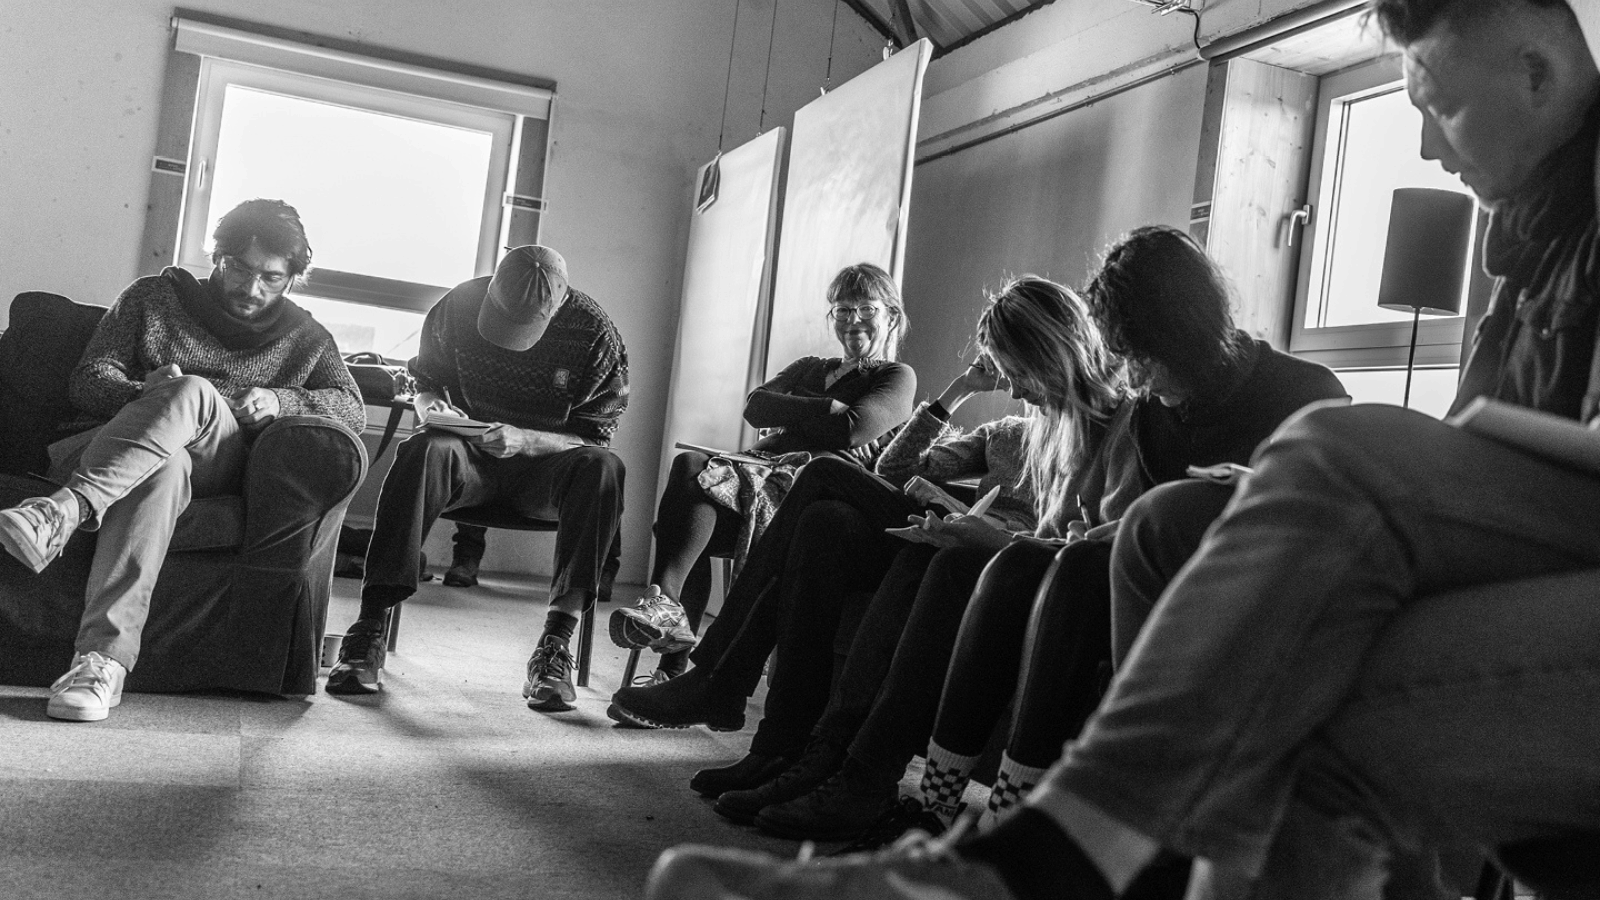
[{"xmin": 0, "ymin": 291, "xmax": 366, "ymax": 695}]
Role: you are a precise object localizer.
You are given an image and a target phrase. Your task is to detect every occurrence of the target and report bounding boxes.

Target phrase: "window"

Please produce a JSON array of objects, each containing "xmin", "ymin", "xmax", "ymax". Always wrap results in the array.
[
  {"xmin": 150, "ymin": 18, "xmax": 554, "ymax": 360},
  {"xmin": 1289, "ymin": 55, "xmax": 1483, "ymax": 381}
]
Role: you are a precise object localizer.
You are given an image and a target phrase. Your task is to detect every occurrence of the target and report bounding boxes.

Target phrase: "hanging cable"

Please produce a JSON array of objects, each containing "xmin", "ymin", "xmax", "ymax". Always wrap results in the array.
[
  {"xmin": 715, "ymin": 0, "xmax": 742, "ymax": 152},
  {"xmin": 823, "ymin": 0, "xmax": 840, "ymax": 94},
  {"xmin": 758, "ymin": 0, "xmax": 779, "ymax": 133},
  {"xmin": 1179, "ymin": 6, "xmax": 1203, "ymax": 53}
]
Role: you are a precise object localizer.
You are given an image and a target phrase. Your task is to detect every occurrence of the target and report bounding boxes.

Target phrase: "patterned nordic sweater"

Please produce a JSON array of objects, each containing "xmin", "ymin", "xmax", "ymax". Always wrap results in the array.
[
  {"xmin": 68, "ymin": 270, "xmax": 365, "ymax": 434},
  {"xmin": 411, "ymin": 277, "xmax": 629, "ymax": 445},
  {"xmin": 874, "ymin": 402, "xmax": 1035, "ymax": 534}
]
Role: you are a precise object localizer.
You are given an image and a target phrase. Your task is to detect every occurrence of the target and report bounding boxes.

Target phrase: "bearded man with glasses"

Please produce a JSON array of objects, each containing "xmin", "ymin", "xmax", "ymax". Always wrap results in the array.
[{"xmin": 0, "ymin": 198, "xmax": 364, "ymax": 722}]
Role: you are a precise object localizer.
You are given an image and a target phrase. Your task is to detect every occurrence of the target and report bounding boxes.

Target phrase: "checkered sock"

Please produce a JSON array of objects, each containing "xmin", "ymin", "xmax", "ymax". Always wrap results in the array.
[
  {"xmin": 981, "ymin": 753, "xmax": 1048, "ymax": 830},
  {"xmin": 920, "ymin": 742, "xmax": 979, "ymax": 827}
]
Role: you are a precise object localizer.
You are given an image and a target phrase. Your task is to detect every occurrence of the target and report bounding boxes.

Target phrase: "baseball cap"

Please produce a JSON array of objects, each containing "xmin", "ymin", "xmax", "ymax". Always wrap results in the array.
[{"xmin": 478, "ymin": 245, "xmax": 570, "ymax": 351}]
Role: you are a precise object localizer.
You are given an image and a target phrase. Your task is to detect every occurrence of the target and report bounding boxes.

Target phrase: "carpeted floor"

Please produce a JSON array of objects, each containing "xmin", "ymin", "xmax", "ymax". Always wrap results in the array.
[{"xmin": 0, "ymin": 571, "xmax": 836, "ymax": 900}]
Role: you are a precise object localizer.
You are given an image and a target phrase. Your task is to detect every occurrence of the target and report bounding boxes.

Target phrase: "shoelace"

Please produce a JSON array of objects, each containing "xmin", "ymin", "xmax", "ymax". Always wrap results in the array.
[
  {"xmin": 16, "ymin": 498, "xmax": 66, "ymax": 548},
  {"xmin": 528, "ymin": 642, "xmax": 572, "ymax": 680},
  {"xmin": 50, "ymin": 653, "xmax": 113, "ymax": 693},
  {"xmin": 342, "ymin": 628, "xmax": 379, "ymax": 659},
  {"xmin": 634, "ymin": 593, "xmax": 684, "ymax": 624},
  {"xmin": 630, "ymin": 670, "xmax": 674, "ymax": 687}
]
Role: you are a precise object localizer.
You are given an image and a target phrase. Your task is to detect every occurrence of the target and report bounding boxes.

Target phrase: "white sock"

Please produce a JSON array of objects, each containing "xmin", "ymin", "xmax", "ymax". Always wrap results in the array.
[
  {"xmin": 981, "ymin": 753, "xmax": 1048, "ymax": 830},
  {"xmin": 920, "ymin": 742, "xmax": 980, "ymax": 827}
]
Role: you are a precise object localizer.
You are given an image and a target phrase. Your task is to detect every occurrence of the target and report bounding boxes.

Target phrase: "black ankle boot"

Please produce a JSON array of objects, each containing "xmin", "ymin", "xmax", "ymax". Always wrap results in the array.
[
  {"xmin": 713, "ymin": 737, "xmax": 845, "ymax": 824},
  {"xmin": 690, "ymin": 751, "xmax": 795, "ymax": 798}
]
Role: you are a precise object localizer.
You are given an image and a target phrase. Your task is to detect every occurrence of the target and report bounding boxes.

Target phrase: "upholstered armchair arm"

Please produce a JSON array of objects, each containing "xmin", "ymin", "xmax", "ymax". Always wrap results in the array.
[
  {"xmin": 241, "ymin": 416, "xmax": 367, "ymax": 553},
  {"xmin": 233, "ymin": 415, "xmax": 367, "ymax": 694}
]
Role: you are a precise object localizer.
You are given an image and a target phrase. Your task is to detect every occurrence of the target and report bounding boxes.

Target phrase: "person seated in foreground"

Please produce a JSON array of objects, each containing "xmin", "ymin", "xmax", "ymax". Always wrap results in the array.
[
  {"xmin": 608, "ymin": 263, "xmax": 915, "ymax": 681},
  {"xmin": 326, "ymin": 245, "xmax": 629, "ymax": 711},
  {"xmin": 643, "ymin": 0, "xmax": 1600, "ymax": 896},
  {"xmin": 0, "ymin": 199, "xmax": 364, "ymax": 723}
]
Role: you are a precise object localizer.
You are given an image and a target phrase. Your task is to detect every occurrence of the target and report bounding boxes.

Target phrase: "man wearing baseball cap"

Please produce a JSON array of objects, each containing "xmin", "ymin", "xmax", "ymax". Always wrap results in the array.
[{"xmin": 327, "ymin": 245, "xmax": 629, "ymax": 712}]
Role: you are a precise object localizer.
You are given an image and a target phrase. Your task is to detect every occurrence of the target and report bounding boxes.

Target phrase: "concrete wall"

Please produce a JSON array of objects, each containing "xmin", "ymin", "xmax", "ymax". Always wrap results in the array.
[{"xmin": 0, "ymin": 0, "xmax": 883, "ymax": 585}]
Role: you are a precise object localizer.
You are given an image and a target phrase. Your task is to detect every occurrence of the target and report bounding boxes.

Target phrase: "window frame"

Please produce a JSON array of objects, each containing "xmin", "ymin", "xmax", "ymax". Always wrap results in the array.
[
  {"xmin": 177, "ymin": 58, "xmax": 517, "ymax": 312},
  {"xmin": 141, "ymin": 16, "xmax": 556, "ymax": 320},
  {"xmin": 1287, "ymin": 55, "xmax": 1483, "ymax": 370}
]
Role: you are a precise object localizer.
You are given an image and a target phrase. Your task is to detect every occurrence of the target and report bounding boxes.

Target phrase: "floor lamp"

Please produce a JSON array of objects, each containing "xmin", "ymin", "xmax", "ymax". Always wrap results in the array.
[{"xmin": 1376, "ymin": 187, "xmax": 1475, "ymax": 408}]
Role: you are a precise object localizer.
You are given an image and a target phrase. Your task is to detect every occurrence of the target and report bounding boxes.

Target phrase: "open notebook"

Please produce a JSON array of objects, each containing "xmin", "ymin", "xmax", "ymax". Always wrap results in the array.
[
  {"xmin": 674, "ymin": 441, "xmax": 777, "ymax": 467},
  {"xmin": 420, "ymin": 410, "xmax": 493, "ymax": 437}
]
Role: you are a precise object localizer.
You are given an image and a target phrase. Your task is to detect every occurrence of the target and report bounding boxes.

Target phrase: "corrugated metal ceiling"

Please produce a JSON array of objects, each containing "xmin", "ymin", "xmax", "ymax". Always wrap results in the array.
[{"xmin": 849, "ymin": 0, "xmax": 1056, "ymax": 55}]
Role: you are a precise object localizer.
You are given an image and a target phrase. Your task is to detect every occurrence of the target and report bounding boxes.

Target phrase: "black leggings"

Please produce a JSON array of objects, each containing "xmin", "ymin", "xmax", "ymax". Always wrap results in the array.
[
  {"xmin": 930, "ymin": 537, "xmax": 1113, "ymax": 769},
  {"xmin": 648, "ymin": 450, "xmax": 742, "ymax": 630}
]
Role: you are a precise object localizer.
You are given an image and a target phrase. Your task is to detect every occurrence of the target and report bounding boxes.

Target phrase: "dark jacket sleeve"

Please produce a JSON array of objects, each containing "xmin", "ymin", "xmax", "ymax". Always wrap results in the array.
[
  {"xmin": 743, "ymin": 358, "xmax": 834, "ymax": 427},
  {"xmin": 774, "ymin": 361, "xmax": 916, "ymax": 451}
]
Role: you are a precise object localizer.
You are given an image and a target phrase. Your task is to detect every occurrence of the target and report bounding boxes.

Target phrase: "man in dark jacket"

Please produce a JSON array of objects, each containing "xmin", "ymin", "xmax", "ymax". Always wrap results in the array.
[
  {"xmin": 326, "ymin": 246, "xmax": 629, "ymax": 713},
  {"xmin": 643, "ymin": 1, "xmax": 1600, "ymax": 898}
]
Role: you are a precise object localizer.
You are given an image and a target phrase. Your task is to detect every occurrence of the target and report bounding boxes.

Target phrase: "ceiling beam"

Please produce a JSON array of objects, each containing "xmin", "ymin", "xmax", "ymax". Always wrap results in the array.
[
  {"xmin": 840, "ymin": 0, "xmax": 907, "ymax": 48},
  {"xmin": 887, "ymin": 0, "xmax": 921, "ymax": 45}
]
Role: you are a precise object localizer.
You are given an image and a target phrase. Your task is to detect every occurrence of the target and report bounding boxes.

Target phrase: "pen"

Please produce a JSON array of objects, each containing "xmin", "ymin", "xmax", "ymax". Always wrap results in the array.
[
  {"xmin": 1077, "ymin": 493, "xmax": 1092, "ymax": 525},
  {"xmin": 967, "ymin": 485, "xmax": 1002, "ymax": 519}
]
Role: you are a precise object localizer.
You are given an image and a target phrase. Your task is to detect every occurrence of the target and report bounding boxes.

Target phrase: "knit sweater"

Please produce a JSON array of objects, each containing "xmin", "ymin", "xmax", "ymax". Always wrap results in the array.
[
  {"xmin": 874, "ymin": 402, "xmax": 1035, "ymax": 534},
  {"xmin": 411, "ymin": 276, "xmax": 629, "ymax": 444},
  {"xmin": 68, "ymin": 268, "xmax": 365, "ymax": 434},
  {"xmin": 745, "ymin": 356, "xmax": 916, "ymax": 465}
]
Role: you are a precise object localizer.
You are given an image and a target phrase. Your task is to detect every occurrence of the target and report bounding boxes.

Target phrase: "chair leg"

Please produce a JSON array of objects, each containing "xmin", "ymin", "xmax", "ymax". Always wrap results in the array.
[
  {"xmin": 622, "ymin": 648, "xmax": 642, "ymax": 685},
  {"xmin": 1473, "ymin": 860, "xmax": 1513, "ymax": 900},
  {"xmin": 385, "ymin": 602, "xmax": 402, "ymax": 652},
  {"xmin": 575, "ymin": 600, "xmax": 594, "ymax": 688}
]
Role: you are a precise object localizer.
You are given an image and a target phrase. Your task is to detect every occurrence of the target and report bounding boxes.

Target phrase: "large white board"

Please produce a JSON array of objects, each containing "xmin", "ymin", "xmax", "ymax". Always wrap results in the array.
[
  {"xmin": 763, "ymin": 40, "xmax": 931, "ymax": 378},
  {"xmin": 658, "ymin": 128, "xmax": 786, "ymax": 475}
]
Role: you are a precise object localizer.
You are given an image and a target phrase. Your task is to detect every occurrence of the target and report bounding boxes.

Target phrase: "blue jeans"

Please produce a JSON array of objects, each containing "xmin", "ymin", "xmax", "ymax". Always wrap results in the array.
[{"xmin": 1034, "ymin": 404, "xmax": 1600, "ymax": 895}]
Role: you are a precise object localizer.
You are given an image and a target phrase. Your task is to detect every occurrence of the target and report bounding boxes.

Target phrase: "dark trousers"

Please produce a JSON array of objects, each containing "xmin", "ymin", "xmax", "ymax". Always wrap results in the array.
[
  {"xmin": 362, "ymin": 430, "xmax": 625, "ymax": 609},
  {"xmin": 689, "ymin": 457, "xmax": 920, "ymax": 696},
  {"xmin": 451, "ymin": 523, "xmax": 489, "ymax": 561},
  {"xmin": 746, "ymin": 497, "xmax": 896, "ymax": 756},
  {"xmin": 930, "ymin": 538, "xmax": 1113, "ymax": 767},
  {"xmin": 812, "ymin": 543, "xmax": 1010, "ymax": 782},
  {"xmin": 1110, "ymin": 478, "xmax": 1235, "ymax": 666}
]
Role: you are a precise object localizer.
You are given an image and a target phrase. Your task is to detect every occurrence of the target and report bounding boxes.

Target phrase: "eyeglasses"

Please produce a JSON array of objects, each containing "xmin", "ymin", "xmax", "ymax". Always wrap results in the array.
[
  {"xmin": 827, "ymin": 304, "xmax": 892, "ymax": 323},
  {"xmin": 217, "ymin": 256, "xmax": 290, "ymax": 292}
]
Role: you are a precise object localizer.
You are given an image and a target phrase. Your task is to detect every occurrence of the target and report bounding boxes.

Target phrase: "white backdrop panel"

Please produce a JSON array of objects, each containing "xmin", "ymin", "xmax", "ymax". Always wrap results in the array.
[{"xmin": 764, "ymin": 40, "xmax": 930, "ymax": 378}]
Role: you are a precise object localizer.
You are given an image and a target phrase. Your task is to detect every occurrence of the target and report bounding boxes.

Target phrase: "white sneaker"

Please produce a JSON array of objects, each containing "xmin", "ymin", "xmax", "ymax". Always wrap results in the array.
[
  {"xmin": 47, "ymin": 652, "xmax": 126, "ymax": 722},
  {"xmin": 609, "ymin": 584, "xmax": 698, "ymax": 653},
  {"xmin": 644, "ymin": 824, "xmax": 1016, "ymax": 900},
  {"xmin": 0, "ymin": 496, "xmax": 77, "ymax": 574}
]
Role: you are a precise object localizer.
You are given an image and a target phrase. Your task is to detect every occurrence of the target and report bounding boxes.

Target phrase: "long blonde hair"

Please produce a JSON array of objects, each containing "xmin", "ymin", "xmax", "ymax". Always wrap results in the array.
[{"xmin": 976, "ymin": 276, "xmax": 1125, "ymax": 527}]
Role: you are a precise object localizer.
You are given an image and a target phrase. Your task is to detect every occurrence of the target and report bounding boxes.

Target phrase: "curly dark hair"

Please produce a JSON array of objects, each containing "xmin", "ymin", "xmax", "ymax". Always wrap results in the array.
[
  {"xmin": 1369, "ymin": 0, "xmax": 1571, "ymax": 45},
  {"xmin": 210, "ymin": 198, "xmax": 313, "ymax": 277},
  {"xmin": 1082, "ymin": 224, "xmax": 1245, "ymax": 398}
]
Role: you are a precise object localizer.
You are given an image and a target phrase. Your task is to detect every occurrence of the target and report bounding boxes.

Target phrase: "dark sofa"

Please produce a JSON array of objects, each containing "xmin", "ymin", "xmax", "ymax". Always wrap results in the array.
[{"xmin": 0, "ymin": 291, "xmax": 366, "ymax": 696}]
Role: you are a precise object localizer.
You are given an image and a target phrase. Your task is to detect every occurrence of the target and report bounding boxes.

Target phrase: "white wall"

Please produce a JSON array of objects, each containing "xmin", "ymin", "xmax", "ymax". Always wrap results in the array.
[
  {"xmin": 0, "ymin": 0, "xmax": 882, "ymax": 585},
  {"xmin": 899, "ymin": 0, "xmax": 1332, "ymax": 426}
]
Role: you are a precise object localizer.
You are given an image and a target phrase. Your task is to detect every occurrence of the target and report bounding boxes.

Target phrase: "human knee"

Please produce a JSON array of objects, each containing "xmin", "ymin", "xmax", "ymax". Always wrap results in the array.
[
  {"xmin": 568, "ymin": 446, "xmax": 626, "ymax": 497},
  {"xmin": 1261, "ymin": 403, "xmax": 1422, "ymax": 469},
  {"xmin": 797, "ymin": 498, "xmax": 870, "ymax": 538},
  {"xmin": 144, "ymin": 374, "xmax": 224, "ymax": 413}
]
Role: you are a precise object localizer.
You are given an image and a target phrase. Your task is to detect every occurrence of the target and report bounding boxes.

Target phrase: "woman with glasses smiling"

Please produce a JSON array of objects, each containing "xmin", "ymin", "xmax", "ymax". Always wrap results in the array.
[
  {"xmin": 609, "ymin": 263, "xmax": 916, "ymax": 684},
  {"xmin": 0, "ymin": 199, "xmax": 364, "ymax": 722}
]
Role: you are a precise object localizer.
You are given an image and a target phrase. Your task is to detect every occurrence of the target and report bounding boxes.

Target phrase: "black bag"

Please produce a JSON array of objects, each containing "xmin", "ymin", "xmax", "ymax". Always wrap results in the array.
[{"xmin": 344, "ymin": 352, "xmax": 417, "ymax": 404}]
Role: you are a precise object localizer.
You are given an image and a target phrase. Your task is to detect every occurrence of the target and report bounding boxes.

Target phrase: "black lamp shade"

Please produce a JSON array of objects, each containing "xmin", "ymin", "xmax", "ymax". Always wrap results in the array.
[{"xmin": 1376, "ymin": 187, "xmax": 1475, "ymax": 317}]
